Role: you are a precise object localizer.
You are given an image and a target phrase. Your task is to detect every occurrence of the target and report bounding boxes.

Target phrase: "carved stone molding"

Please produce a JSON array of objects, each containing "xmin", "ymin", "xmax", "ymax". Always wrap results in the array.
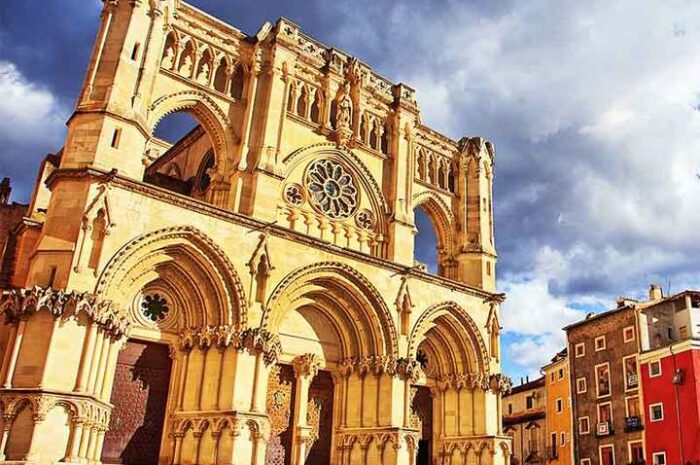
[
  {"xmin": 0, "ymin": 287, "xmax": 130, "ymax": 339},
  {"xmin": 239, "ymin": 328, "xmax": 282, "ymax": 366}
]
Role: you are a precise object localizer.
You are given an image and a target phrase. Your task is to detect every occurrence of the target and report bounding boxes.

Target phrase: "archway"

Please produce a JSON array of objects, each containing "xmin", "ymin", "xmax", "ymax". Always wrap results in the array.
[
  {"xmin": 412, "ymin": 192, "xmax": 454, "ymax": 278},
  {"xmin": 408, "ymin": 302, "xmax": 490, "ymax": 464},
  {"xmin": 143, "ymin": 91, "xmax": 237, "ymax": 207},
  {"xmin": 261, "ymin": 263, "xmax": 398, "ymax": 465},
  {"xmin": 143, "ymin": 110, "xmax": 219, "ymax": 203},
  {"xmin": 95, "ymin": 226, "xmax": 247, "ymax": 465}
]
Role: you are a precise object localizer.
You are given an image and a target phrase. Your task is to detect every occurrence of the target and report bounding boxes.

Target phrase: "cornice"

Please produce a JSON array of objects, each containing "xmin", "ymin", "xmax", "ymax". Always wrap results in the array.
[{"xmin": 46, "ymin": 167, "xmax": 504, "ymax": 301}]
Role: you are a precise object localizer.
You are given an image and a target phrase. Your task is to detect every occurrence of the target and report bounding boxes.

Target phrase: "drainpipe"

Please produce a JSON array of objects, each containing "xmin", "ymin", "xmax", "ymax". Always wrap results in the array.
[{"xmin": 669, "ymin": 344, "xmax": 685, "ymax": 465}]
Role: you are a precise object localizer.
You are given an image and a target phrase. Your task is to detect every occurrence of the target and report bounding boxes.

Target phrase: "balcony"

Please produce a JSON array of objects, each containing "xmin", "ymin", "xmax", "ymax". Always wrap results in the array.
[
  {"xmin": 596, "ymin": 421, "xmax": 614, "ymax": 437},
  {"xmin": 546, "ymin": 446, "xmax": 559, "ymax": 460},
  {"xmin": 624, "ymin": 416, "xmax": 644, "ymax": 432}
]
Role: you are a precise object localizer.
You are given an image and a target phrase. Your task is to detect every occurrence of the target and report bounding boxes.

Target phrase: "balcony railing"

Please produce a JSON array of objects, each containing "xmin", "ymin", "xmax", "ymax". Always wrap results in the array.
[
  {"xmin": 546, "ymin": 446, "xmax": 559, "ymax": 460},
  {"xmin": 627, "ymin": 374, "xmax": 639, "ymax": 389},
  {"xmin": 596, "ymin": 421, "xmax": 614, "ymax": 437},
  {"xmin": 624, "ymin": 416, "xmax": 644, "ymax": 432}
]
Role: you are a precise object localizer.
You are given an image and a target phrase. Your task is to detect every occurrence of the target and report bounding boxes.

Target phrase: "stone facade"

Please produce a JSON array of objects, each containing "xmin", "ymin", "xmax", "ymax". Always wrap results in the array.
[{"xmin": 0, "ymin": 1, "xmax": 511, "ymax": 465}]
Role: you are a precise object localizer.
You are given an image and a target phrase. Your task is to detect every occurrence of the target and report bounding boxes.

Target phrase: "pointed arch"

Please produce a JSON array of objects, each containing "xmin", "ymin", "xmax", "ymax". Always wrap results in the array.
[
  {"xmin": 408, "ymin": 301, "xmax": 489, "ymax": 376},
  {"xmin": 95, "ymin": 226, "xmax": 247, "ymax": 330},
  {"xmin": 148, "ymin": 90, "xmax": 237, "ymax": 173},
  {"xmin": 262, "ymin": 262, "xmax": 398, "ymax": 360},
  {"xmin": 412, "ymin": 190, "xmax": 454, "ymax": 253}
]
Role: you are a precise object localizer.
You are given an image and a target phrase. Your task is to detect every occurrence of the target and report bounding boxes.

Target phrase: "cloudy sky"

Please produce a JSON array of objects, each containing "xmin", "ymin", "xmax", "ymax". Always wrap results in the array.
[{"xmin": 1, "ymin": 0, "xmax": 699, "ymax": 380}]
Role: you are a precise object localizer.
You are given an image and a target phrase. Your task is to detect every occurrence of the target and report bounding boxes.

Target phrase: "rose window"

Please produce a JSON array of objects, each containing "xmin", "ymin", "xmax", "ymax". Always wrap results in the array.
[
  {"xmin": 305, "ymin": 159, "xmax": 358, "ymax": 219},
  {"xmin": 141, "ymin": 293, "xmax": 170, "ymax": 323}
]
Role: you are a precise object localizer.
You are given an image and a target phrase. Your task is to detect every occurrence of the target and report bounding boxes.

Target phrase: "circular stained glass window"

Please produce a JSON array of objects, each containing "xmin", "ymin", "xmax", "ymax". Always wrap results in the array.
[
  {"xmin": 305, "ymin": 159, "xmax": 358, "ymax": 219},
  {"xmin": 141, "ymin": 293, "xmax": 170, "ymax": 323}
]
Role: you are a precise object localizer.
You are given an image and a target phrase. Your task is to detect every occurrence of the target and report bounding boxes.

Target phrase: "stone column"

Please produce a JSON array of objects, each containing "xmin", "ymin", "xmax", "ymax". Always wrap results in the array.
[
  {"xmin": 0, "ymin": 414, "xmax": 14, "ymax": 461},
  {"xmin": 3, "ymin": 320, "xmax": 26, "ymax": 388},
  {"xmin": 290, "ymin": 354, "xmax": 320, "ymax": 465}
]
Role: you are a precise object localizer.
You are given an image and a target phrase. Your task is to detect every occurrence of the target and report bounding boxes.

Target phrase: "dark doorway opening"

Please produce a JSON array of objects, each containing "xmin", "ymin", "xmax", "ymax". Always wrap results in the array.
[
  {"xmin": 102, "ymin": 340, "xmax": 172, "ymax": 465},
  {"xmin": 413, "ymin": 386, "xmax": 433, "ymax": 465}
]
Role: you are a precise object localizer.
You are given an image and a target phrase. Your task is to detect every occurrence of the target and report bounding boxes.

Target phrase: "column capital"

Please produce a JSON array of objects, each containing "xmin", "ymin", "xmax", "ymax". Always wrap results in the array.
[{"xmin": 293, "ymin": 353, "xmax": 320, "ymax": 379}]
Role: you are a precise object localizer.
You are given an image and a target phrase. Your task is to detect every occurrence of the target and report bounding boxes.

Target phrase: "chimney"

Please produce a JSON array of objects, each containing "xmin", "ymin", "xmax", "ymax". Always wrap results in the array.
[
  {"xmin": 0, "ymin": 177, "xmax": 10, "ymax": 205},
  {"xmin": 649, "ymin": 284, "xmax": 663, "ymax": 301}
]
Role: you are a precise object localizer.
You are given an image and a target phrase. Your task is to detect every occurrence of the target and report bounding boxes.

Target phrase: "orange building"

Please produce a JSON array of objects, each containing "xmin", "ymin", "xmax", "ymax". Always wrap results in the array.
[{"xmin": 542, "ymin": 349, "xmax": 572, "ymax": 465}]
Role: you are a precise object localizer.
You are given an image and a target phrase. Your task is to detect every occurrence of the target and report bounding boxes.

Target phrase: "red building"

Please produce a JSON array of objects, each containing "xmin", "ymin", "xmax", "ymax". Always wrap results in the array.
[{"xmin": 638, "ymin": 291, "xmax": 700, "ymax": 465}]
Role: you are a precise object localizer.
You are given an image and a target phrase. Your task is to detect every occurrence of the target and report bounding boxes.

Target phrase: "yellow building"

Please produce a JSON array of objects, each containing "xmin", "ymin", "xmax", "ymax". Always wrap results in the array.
[
  {"xmin": 541, "ymin": 350, "xmax": 572, "ymax": 465},
  {"xmin": 0, "ymin": 2, "xmax": 511, "ymax": 465},
  {"xmin": 503, "ymin": 377, "xmax": 546, "ymax": 465}
]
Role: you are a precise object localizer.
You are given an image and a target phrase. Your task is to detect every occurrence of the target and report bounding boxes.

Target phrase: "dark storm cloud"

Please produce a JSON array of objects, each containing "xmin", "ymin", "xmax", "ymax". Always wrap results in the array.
[{"xmin": 1, "ymin": 0, "xmax": 699, "ymax": 377}]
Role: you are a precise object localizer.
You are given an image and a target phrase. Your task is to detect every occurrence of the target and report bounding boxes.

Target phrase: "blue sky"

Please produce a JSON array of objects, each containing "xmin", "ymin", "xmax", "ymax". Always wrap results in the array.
[{"xmin": 1, "ymin": 0, "xmax": 700, "ymax": 380}]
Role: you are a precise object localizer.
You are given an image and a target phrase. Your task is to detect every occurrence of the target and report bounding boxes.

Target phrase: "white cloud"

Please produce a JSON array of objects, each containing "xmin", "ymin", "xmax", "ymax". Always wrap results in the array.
[{"xmin": 0, "ymin": 61, "xmax": 66, "ymax": 145}]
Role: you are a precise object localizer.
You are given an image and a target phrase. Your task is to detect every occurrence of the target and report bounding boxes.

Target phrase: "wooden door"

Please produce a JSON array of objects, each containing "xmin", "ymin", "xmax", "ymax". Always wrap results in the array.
[{"xmin": 102, "ymin": 340, "xmax": 172, "ymax": 465}]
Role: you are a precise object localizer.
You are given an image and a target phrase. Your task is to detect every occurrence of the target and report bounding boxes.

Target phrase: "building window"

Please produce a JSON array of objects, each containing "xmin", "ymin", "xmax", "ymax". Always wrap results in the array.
[
  {"xmin": 575, "ymin": 342, "xmax": 586, "ymax": 358},
  {"xmin": 526, "ymin": 396, "xmax": 534, "ymax": 410},
  {"xmin": 508, "ymin": 403, "xmax": 512, "ymax": 415},
  {"xmin": 110, "ymin": 128, "xmax": 122, "ymax": 149},
  {"xmin": 649, "ymin": 360, "xmax": 662, "ymax": 377},
  {"xmin": 595, "ymin": 363, "xmax": 612, "ymax": 397},
  {"xmin": 626, "ymin": 396, "xmax": 641, "ymax": 418},
  {"xmin": 558, "ymin": 368, "xmax": 564, "ymax": 379},
  {"xmin": 623, "ymin": 325, "xmax": 635, "ymax": 342},
  {"xmin": 581, "ymin": 459, "xmax": 591, "ymax": 465},
  {"xmin": 556, "ymin": 398, "xmax": 563, "ymax": 413},
  {"xmin": 551, "ymin": 372, "xmax": 555, "ymax": 383},
  {"xmin": 598, "ymin": 402, "xmax": 613, "ymax": 424},
  {"xmin": 628, "ymin": 441, "xmax": 644, "ymax": 464},
  {"xmin": 560, "ymin": 432, "xmax": 566, "ymax": 445},
  {"xmin": 579, "ymin": 416, "xmax": 590, "ymax": 434},
  {"xmin": 623, "ymin": 355, "xmax": 639, "ymax": 390},
  {"xmin": 649, "ymin": 403, "xmax": 664, "ymax": 422},
  {"xmin": 652, "ymin": 452, "xmax": 666, "ymax": 465},
  {"xmin": 577, "ymin": 377, "xmax": 587, "ymax": 394},
  {"xmin": 600, "ymin": 445, "xmax": 615, "ymax": 465},
  {"xmin": 595, "ymin": 336, "xmax": 606, "ymax": 351}
]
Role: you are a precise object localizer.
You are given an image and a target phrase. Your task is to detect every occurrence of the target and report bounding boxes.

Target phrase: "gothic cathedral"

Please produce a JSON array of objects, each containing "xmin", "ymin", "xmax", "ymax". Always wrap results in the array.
[{"xmin": 0, "ymin": 1, "xmax": 511, "ymax": 465}]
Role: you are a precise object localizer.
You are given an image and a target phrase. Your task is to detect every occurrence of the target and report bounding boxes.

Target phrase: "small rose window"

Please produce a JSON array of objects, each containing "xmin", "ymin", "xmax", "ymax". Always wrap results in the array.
[
  {"xmin": 141, "ymin": 293, "xmax": 170, "ymax": 323},
  {"xmin": 305, "ymin": 159, "xmax": 358, "ymax": 219}
]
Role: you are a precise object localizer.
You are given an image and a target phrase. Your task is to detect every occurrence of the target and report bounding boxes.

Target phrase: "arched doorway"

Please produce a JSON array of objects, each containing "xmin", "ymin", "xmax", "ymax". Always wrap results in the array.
[
  {"xmin": 409, "ymin": 302, "xmax": 490, "ymax": 465},
  {"xmin": 96, "ymin": 226, "xmax": 247, "ymax": 465},
  {"xmin": 261, "ymin": 263, "xmax": 398, "ymax": 465}
]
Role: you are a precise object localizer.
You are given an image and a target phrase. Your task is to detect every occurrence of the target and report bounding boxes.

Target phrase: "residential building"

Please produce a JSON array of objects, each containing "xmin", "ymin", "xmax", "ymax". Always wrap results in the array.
[
  {"xmin": 542, "ymin": 349, "xmax": 573, "ymax": 465},
  {"xmin": 0, "ymin": 1, "xmax": 513, "ymax": 464},
  {"xmin": 638, "ymin": 290, "xmax": 700, "ymax": 465},
  {"xmin": 504, "ymin": 377, "xmax": 547, "ymax": 465},
  {"xmin": 565, "ymin": 296, "xmax": 645, "ymax": 465}
]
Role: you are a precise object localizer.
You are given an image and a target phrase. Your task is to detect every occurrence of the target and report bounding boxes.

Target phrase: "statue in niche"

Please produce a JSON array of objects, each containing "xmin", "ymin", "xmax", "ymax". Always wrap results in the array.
[
  {"xmin": 197, "ymin": 63, "xmax": 210, "ymax": 85},
  {"xmin": 161, "ymin": 47, "xmax": 175, "ymax": 69},
  {"xmin": 335, "ymin": 84, "xmax": 352, "ymax": 131},
  {"xmin": 179, "ymin": 55, "xmax": 193, "ymax": 77}
]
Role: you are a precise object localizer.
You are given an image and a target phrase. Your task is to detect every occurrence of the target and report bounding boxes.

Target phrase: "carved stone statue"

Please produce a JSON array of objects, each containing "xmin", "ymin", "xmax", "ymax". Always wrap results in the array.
[
  {"xmin": 161, "ymin": 47, "xmax": 175, "ymax": 69},
  {"xmin": 197, "ymin": 63, "xmax": 210, "ymax": 85}
]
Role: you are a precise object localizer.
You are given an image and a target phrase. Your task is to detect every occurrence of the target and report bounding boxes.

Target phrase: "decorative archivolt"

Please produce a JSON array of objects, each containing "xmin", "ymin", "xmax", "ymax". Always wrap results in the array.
[
  {"xmin": 407, "ymin": 301, "xmax": 490, "ymax": 376},
  {"xmin": 261, "ymin": 262, "xmax": 399, "ymax": 359},
  {"xmin": 148, "ymin": 90, "xmax": 237, "ymax": 171},
  {"xmin": 283, "ymin": 143, "xmax": 389, "ymax": 216},
  {"xmin": 95, "ymin": 226, "xmax": 248, "ymax": 330}
]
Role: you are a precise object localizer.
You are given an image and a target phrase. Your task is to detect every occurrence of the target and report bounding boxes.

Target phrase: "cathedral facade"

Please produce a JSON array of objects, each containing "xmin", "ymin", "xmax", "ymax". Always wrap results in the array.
[{"xmin": 0, "ymin": 1, "xmax": 511, "ymax": 464}]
